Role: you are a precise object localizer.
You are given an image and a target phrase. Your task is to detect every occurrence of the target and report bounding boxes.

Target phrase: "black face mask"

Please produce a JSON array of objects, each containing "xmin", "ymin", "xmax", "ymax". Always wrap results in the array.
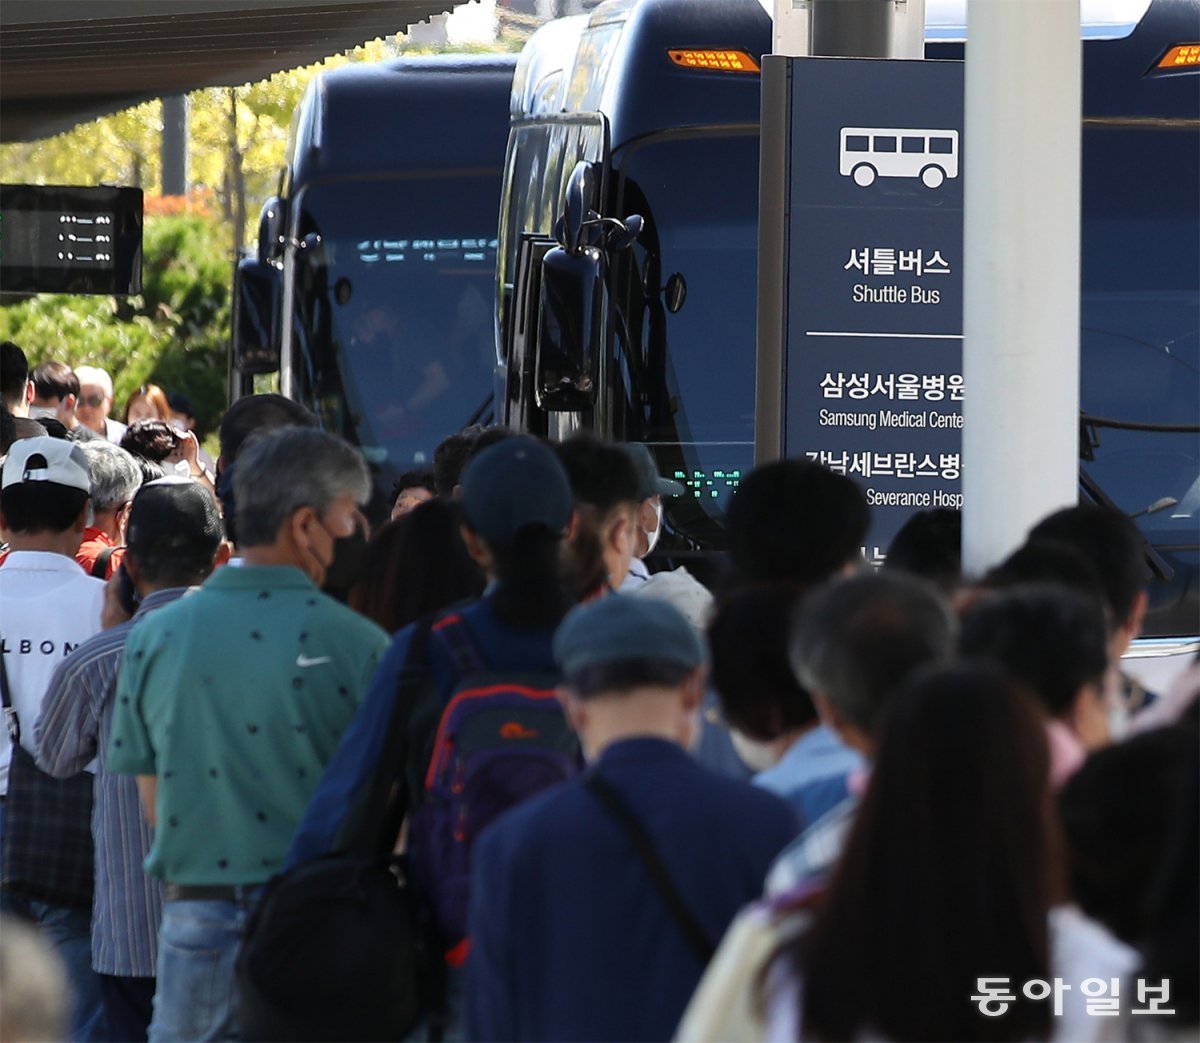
[
  {"xmin": 320, "ymin": 525, "xmax": 371, "ymax": 598},
  {"xmin": 216, "ymin": 463, "xmax": 237, "ymax": 546}
]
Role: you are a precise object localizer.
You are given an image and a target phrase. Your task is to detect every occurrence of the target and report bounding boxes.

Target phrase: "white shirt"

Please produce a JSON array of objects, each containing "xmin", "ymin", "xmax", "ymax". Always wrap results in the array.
[
  {"xmin": 104, "ymin": 417, "xmax": 128, "ymax": 442},
  {"xmin": 0, "ymin": 550, "xmax": 105, "ymax": 793},
  {"xmin": 619, "ymin": 557, "xmax": 651, "ymax": 590},
  {"xmin": 677, "ymin": 902, "xmax": 1138, "ymax": 1043},
  {"xmin": 760, "ymin": 904, "xmax": 1139, "ymax": 1043}
]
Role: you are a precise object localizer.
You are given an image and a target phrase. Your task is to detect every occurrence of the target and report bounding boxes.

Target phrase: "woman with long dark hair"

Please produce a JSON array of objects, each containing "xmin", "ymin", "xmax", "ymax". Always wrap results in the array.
[
  {"xmin": 679, "ymin": 663, "xmax": 1137, "ymax": 1042},
  {"xmin": 778, "ymin": 664, "xmax": 1060, "ymax": 1042},
  {"xmin": 348, "ymin": 499, "xmax": 485, "ymax": 632}
]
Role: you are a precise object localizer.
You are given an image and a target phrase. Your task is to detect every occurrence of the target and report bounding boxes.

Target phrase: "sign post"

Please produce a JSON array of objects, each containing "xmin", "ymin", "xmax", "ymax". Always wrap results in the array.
[{"xmin": 757, "ymin": 56, "xmax": 965, "ymax": 560}]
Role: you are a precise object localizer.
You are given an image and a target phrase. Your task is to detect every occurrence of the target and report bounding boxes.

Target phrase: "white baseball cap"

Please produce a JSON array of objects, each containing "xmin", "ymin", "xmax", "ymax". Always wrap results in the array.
[{"xmin": 2, "ymin": 436, "xmax": 92, "ymax": 493}]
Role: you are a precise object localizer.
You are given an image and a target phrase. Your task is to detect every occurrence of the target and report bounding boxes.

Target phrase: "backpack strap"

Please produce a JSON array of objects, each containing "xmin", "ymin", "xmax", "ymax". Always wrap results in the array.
[
  {"xmin": 91, "ymin": 546, "xmax": 116, "ymax": 579},
  {"xmin": 0, "ymin": 632, "xmax": 19, "ymax": 746},
  {"xmin": 431, "ymin": 613, "xmax": 487, "ymax": 680},
  {"xmin": 342, "ymin": 617, "xmax": 435, "ymax": 858},
  {"xmin": 585, "ymin": 772, "xmax": 716, "ymax": 966}
]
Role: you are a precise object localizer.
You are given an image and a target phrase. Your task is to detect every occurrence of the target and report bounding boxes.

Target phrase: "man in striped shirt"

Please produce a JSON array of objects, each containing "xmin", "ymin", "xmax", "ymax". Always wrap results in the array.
[{"xmin": 37, "ymin": 477, "xmax": 226, "ymax": 1043}]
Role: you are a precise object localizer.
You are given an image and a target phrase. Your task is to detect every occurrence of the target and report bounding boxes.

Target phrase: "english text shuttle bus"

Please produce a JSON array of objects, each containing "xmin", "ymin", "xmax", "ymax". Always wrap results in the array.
[
  {"xmin": 231, "ymin": 56, "xmax": 515, "ymax": 512},
  {"xmin": 496, "ymin": 0, "xmax": 1199, "ymax": 637}
]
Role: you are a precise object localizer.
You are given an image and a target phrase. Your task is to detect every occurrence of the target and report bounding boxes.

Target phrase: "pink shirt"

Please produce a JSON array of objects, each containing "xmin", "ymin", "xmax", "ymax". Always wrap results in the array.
[{"xmin": 1046, "ymin": 718, "xmax": 1086, "ymax": 789}]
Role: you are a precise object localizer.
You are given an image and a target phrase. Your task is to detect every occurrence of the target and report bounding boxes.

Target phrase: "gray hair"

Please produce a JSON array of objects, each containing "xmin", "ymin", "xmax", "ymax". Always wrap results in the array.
[
  {"xmin": 79, "ymin": 440, "xmax": 142, "ymax": 513},
  {"xmin": 790, "ymin": 571, "xmax": 956, "ymax": 740},
  {"xmin": 73, "ymin": 365, "xmax": 114, "ymax": 399},
  {"xmin": 233, "ymin": 427, "xmax": 369, "ymax": 547}
]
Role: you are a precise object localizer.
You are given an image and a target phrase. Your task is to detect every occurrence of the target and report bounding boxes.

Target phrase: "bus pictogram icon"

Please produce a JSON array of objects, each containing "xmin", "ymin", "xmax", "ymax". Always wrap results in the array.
[{"xmin": 839, "ymin": 128, "xmax": 959, "ymax": 189}]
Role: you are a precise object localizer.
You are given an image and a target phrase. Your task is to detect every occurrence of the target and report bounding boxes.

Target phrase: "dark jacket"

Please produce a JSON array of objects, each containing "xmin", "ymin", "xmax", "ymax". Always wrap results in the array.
[{"xmin": 466, "ymin": 736, "xmax": 800, "ymax": 1042}]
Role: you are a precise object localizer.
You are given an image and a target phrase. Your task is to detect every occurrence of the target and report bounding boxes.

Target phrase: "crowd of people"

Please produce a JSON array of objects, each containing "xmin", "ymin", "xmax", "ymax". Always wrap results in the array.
[{"xmin": 0, "ymin": 343, "xmax": 1196, "ymax": 1043}]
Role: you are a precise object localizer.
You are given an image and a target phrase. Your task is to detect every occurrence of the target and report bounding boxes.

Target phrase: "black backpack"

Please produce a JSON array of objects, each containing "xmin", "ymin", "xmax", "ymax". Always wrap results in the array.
[{"xmin": 235, "ymin": 622, "xmax": 436, "ymax": 1042}]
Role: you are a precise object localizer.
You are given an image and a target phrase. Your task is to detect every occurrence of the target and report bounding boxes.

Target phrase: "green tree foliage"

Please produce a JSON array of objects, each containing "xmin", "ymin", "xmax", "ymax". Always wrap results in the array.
[{"xmin": 0, "ymin": 213, "xmax": 231, "ymax": 437}]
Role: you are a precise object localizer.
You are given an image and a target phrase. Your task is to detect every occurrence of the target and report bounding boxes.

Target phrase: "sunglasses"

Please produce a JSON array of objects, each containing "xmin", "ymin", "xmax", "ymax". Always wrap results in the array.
[{"xmin": 80, "ymin": 393, "xmax": 106, "ymax": 408}]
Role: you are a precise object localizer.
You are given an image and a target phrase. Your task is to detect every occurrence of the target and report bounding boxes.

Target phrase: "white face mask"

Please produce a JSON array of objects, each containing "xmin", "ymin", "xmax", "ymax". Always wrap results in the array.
[
  {"xmin": 1107, "ymin": 701, "xmax": 1129, "ymax": 743},
  {"xmin": 1102, "ymin": 667, "xmax": 1128, "ymax": 743},
  {"xmin": 643, "ymin": 499, "xmax": 664, "ymax": 556},
  {"xmin": 730, "ymin": 730, "xmax": 777, "ymax": 773}
]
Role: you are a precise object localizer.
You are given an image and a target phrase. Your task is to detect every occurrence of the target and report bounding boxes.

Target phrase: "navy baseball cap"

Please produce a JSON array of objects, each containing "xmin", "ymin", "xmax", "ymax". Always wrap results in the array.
[
  {"xmin": 621, "ymin": 443, "xmax": 684, "ymax": 501},
  {"xmin": 460, "ymin": 435, "xmax": 573, "ymax": 547},
  {"xmin": 554, "ymin": 594, "xmax": 708, "ymax": 677}
]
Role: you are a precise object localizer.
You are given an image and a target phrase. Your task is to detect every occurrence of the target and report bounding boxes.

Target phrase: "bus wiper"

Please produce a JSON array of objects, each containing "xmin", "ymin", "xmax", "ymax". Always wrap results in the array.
[
  {"xmin": 1080, "ymin": 409, "xmax": 1200, "ymax": 461},
  {"xmin": 1078, "ymin": 466, "xmax": 1175, "ymax": 583},
  {"xmin": 1130, "ymin": 496, "xmax": 1179, "ymax": 519}
]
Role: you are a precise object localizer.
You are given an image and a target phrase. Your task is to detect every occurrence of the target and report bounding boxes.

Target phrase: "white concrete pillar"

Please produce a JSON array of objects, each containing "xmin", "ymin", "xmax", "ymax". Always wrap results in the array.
[
  {"xmin": 961, "ymin": 0, "xmax": 1082, "ymax": 576},
  {"xmin": 770, "ymin": 0, "xmax": 925, "ymax": 58}
]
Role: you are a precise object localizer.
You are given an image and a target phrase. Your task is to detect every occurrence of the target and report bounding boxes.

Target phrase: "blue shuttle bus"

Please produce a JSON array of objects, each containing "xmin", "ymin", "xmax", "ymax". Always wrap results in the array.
[
  {"xmin": 231, "ymin": 55, "xmax": 516, "ymax": 511},
  {"xmin": 495, "ymin": 0, "xmax": 1198, "ymax": 637}
]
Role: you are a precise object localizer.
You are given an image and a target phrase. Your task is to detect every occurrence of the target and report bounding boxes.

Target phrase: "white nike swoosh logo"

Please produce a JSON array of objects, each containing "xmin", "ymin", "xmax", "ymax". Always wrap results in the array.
[{"xmin": 296, "ymin": 654, "xmax": 333, "ymax": 668}]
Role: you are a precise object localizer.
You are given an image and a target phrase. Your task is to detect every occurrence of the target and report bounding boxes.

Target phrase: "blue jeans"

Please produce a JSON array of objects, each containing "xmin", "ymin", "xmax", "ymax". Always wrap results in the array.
[
  {"xmin": 0, "ymin": 801, "xmax": 104, "ymax": 1043},
  {"xmin": 149, "ymin": 893, "xmax": 260, "ymax": 1043}
]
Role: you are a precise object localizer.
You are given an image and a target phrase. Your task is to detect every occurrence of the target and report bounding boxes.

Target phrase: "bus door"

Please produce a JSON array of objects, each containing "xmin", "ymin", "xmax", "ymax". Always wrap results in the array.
[
  {"xmin": 501, "ymin": 232, "xmax": 557, "ymax": 437},
  {"xmin": 611, "ymin": 127, "xmax": 762, "ymax": 557},
  {"xmin": 497, "ymin": 113, "xmax": 610, "ymax": 433}
]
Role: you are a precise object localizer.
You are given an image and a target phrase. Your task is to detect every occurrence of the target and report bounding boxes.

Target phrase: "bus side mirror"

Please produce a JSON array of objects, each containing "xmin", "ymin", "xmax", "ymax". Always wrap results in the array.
[
  {"xmin": 257, "ymin": 196, "xmax": 285, "ymax": 262},
  {"xmin": 231, "ymin": 257, "xmax": 280, "ymax": 375},
  {"xmin": 535, "ymin": 245, "xmax": 604, "ymax": 412},
  {"xmin": 561, "ymin": 162, "xmax": 601, "ymax": 254}
]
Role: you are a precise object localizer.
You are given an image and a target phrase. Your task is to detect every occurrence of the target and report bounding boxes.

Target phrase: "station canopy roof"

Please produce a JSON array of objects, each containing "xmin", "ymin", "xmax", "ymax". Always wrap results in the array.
[{"xmin": 1, "ymin": 0, "xmax": 460, "ymax": 142}]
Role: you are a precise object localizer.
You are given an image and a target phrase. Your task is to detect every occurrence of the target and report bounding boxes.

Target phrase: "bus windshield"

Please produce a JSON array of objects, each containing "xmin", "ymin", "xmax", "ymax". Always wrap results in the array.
[
  {"xmin": 617, "ymin": 132, "xmax": 759, "ymax": 521},
  {"xmin": 293, "ymin": 176, "xmax": 499, "ymax": 472},
  {"xmin": 1079, "ymin": 114, "xmax": 1199, "ymax": 544}
]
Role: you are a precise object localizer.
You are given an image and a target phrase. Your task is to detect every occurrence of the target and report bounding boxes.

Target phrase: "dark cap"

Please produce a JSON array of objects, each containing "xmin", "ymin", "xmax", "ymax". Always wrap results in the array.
[
  {"xmin": 126, "ymin": 476, "xmax": 223, "ymax": 558},
  {"xmin": 621, "ymin": 443, "xmax": 684, "ymax": 501},
  {"xmin": 461, "ymin": 435, "xmax": 572, "ymax": 547},
  {"xmin": 554, "ymin": 594, "xmax": 708, "ymax": 677},
  {"xmin": 166, "ymin": 391, "xmax": 193, "ymax": 417}
]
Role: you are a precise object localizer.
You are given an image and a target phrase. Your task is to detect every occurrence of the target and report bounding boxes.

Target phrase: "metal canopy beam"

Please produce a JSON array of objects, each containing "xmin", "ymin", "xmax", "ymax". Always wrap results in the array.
[{"xmin": 0, "ymin": 0, "xmax": 457, "ymax": 142}]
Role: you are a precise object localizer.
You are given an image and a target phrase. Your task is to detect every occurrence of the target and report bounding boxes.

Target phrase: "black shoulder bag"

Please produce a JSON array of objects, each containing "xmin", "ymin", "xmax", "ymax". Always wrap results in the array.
[
  {"xmin": 236, "ymin": 620, "xmax": 437, "ymax": 1043},
  {"xmin": 91, "ymin": 546, "xmax": 117, "ymax": 579},
  {"xmin": 0, "ymin": 636, "xmax": 95, "ymax": 909},
  {"xmin": 585, "ymin": 771, "xmax": 717, "ymax": 966}
]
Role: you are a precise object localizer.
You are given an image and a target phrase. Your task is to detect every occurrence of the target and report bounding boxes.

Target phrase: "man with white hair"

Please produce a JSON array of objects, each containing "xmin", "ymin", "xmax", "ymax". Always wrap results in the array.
[
  {"xmin": 75, "ymin": 441, "xmax": 143, "ymax": 579},
  {"xmin": 73, "ymin": 366, "xmax": 127, "ymax": 442}
]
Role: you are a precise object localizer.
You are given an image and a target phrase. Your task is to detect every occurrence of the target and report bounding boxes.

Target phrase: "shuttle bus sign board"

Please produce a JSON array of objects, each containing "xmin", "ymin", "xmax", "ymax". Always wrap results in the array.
[{"xmin": 758, "ymin": 57, "xmax": 966, "ymax": 561}]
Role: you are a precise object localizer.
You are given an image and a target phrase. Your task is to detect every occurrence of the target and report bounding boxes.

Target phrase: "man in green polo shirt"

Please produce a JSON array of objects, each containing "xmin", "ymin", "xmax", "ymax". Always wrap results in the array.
[{"xmin": 108, "ymin": 426, "xmax": 389, "ymax": 1043}]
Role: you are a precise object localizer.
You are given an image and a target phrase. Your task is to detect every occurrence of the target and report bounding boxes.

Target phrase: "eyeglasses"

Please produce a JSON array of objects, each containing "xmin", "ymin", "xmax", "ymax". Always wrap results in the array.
[{"xmin": 80, "ymin": 393, "xmax": 106, "ymax": 409}]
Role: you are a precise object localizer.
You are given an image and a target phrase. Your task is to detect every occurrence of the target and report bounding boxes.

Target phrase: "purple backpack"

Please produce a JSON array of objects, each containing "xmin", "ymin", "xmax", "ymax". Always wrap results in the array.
[{"xmin": 409, "ymin": 612, "xmax": 579, "ymax": 955}]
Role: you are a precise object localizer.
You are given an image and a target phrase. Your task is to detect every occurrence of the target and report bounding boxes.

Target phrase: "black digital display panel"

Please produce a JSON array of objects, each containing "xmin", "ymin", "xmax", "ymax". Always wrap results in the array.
[{"xmin": 0, "ymin": 185, "xmax": 143, "ymax": 295}]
